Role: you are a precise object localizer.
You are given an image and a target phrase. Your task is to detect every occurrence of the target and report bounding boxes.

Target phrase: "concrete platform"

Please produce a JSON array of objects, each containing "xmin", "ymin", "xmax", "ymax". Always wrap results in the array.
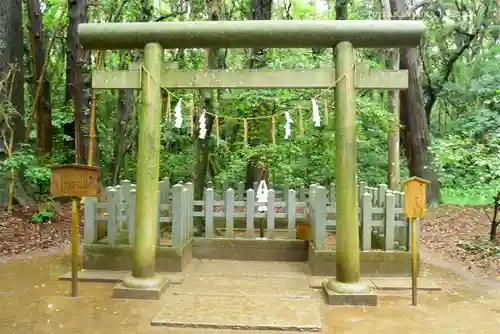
[
  {"xmin": 59, "ymin": 270, "xmax": 184, "ymax": 284},
  {"xmin": 151, "ymin": 294, "xmax": 322, "ymax": 331},
  {"xmin": 176, "ymin": 275, "xmax": 311, "ymax": 298},
  {"xmin": 308, "ymin": 277, "xmax": 441, "ymax": 291}
]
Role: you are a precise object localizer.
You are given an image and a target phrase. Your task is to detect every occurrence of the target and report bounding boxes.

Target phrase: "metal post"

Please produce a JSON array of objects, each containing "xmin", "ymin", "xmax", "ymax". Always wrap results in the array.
[
  {"xmin": 71, "ymin": 197, "xmax": 79, "ymax": 297},
  {"xmin": 411, "ymin": 218, "xmax": 418, "ymax": 306}
]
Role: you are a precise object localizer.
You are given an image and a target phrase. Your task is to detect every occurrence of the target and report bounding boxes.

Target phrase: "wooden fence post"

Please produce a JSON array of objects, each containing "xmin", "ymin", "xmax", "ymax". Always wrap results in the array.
[
  {"xmin": 267, "ymin": 189, "xmax": 276, "ymax": 237},
  {"xmin": 171, "ymin": 184, "xmax": 184, "ymax": 248},
  {"xmin": 378, "ymin": 184, "xmax": 388, "ymax": 207},
  {"xmin": 384, "ymin": 191, "xmax": 395, "ymax": 250},
  {"xmin": 237, "ymin": 182, "xmax": 245, "ymax": 200},
  {"xmin": 329, "ymin": 183, "xmax": 336, "ymax": 209},
  {"xmin": 114, "ymin": 185, "xmax": 122, "ymax": 230},
  {"xmin": 246, "ymin": 189, "xmax": 255, "ymax": 237},
  {"xmin": 358, "ymin": 181, "xmax": 366, "ymax": 203},
  {"xmin": 360, "ymin": 192, "xmax": 373, "ymax": 250},
  {"xmin": 395, "ymin": 190, "xmax": 407, "ymax": 249},
  {"xmin": 308, "ymin": 184, "xmax": 317, "ymax": 243},
  {"xmin": 120, "ymin": 180, "xmax": 131, "ymax": 200},
  {"xmin": 222, "ymin": 181, "xmax": 230, "ymax": 201},
  {"xmin": 287, "ymin": 189, "xmax": 297, "ymax": 239},
  {"xmin": 225, "ymin": 188, "xmax": 234, "ymax": 237},
  {"xmin": 205, "ymin": 188, "xmax": 214, "ymax": 238},
  {"xmin": 119, "ymin": 180, "xmax": 131, "ymax": 229},
  {"xmin": 128, "ymin": 188, "xmax": 136, "ymax": 246},
  {"xmin": 183, "ymin": 187, "xmax": 189, "ymax": 244},
  {"xmin": 156, "ymin": 191, "xmax": 161, "ymax": 246},
  {"xmin": 83, "ymin": 197, "xmax": 98, "ymax": 244},
  {"xmin": 283, "ymin": 181, "xmax": 290, "ymax": 204},
  {"xmin": 159, "ymin": 177, "xmax": 169, "ymax": 204},
  {"xmin": 299, "ymin": 187, "xmax": 307, "ymax": 202},
  {"xmin": 312, "ymin": 186, "xmax": 327, "ymax": 250},
  {"xmin": 106, "ymin": 187, "xmax": 118, "ymax": 245},
  {"xmin": 185, "ymin": 182, "xmax": 194, "ymax": 237}
]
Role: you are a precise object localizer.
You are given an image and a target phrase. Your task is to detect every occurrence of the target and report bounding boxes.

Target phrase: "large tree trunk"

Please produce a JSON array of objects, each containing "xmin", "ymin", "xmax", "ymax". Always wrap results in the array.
[
  {"xmin": 245, "ymin": 0, "xmax": 273, "ymax": 190},
  {"xmin": 27, "ymin": 0, "xmax": 53, "ymax": 156},
  {"xmin": 67, "ymin": 0, "xmax": 93, "ymax": 164},
  {"xmin": 112, "ymin": 87, "xmax": 134, "ymax": 184},
  {"xmin": 335, "ymin": 0, "xmax": 348, "ymax": 20},
  {"xmin": 193, "ymin": 0, "xmax": 225, "ymax": 200},
  {"xmin": 390, "ymin": 0, "xmax": 441, "ymax": 205},
  {"xmin": 0, "ymin": 0, "xmax": 25, "ymax": 149},
  {"xmin": 110, "ymin": 0, "xmax": 153, "ymax": 183},
  {"xmin": 380, "ymin": 0, "xmax": 401, "ymax": 190}
]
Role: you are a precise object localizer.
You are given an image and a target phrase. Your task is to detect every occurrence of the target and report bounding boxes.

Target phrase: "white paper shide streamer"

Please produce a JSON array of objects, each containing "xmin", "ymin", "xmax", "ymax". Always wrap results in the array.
[
  {"xmin": 312, "ymin": 98, "xmax": 321, "ymax": 128},
  {"xmin": 256, "ymin": 180, "xmax": 268, "ymax": 212},
  {"xmin": 198, "ymin": 110, "xmax": 207, "ymax": 139},
  {"xmin": 173, "ymin": 98, "xmax": 183, "ymax": 128},
  {"xmin": 284, "ymin": 111, "xmax": 293, "ymax": 140}
]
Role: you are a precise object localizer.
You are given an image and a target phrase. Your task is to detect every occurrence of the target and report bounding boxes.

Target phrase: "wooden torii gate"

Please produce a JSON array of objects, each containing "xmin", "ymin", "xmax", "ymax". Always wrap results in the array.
[{"xmin": 79, "ymin": 20, "xmax": 425, "ymax": 303}]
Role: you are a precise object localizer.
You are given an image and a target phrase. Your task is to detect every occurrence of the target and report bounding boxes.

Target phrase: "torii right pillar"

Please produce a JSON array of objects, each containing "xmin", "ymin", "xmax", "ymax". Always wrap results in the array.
[{"xmin": 323, "ymin": 41, "xmax": 377, "ymax": 306}]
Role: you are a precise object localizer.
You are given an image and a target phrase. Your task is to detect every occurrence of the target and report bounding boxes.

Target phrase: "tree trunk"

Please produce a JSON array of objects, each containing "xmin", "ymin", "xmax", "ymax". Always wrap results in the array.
[
  {"xmin": 112, "ymin": 88, "xmax": 134, "ymax": 184},
  {"xmin": 335, "ymin": 0, "xmax": 348, "ymax": 20},
  {"xmin": 110, "ymin": 0, "xmax": 153, "ymax": 182},
  {"xmin": 0, "ymin": 0, "xmax": 25, "ymax": 149},
  {"xmin": 67, "ymin": 0, "xmax": 92, "ymax": 164},
  {"xmin": 27, "ymin": 0, "xmax": 53, "ymax": 156},
  {"xmin": 380, "ymin": 0, "xmax": 400, "ymax": 190},
  {"xmin": 390, "ymin": 0, "xmax": 441, "ymax": 205},
  {"xmin": 245, "ymin": 0, "xmax": 272, "ymax": 190},
  {"xmin": 193, "ymin": 0, "xmax": 225, "ymax": 200}
]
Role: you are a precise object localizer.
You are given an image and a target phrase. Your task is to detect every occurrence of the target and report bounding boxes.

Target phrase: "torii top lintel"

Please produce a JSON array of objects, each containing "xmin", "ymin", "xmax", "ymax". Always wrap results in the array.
[{"xmin": 78, "ymin": 20, "xmax": 425, "ymax": 50}]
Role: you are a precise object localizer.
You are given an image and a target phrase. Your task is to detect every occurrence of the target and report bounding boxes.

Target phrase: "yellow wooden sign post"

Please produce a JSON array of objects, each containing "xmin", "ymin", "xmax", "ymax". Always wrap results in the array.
[
  {"xmin": 402, "ymin": 176, "xmax": 431, "ymax": 306},
  {"xmin": 50, "ymin": 165, "xmax": 100, "ymax": 297}
]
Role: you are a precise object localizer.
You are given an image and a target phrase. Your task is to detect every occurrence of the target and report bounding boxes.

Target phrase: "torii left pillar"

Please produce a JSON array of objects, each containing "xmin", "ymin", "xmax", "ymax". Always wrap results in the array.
[{"xmin": 113, "ymin": 43, "xmax": 170, "ymax": 300}]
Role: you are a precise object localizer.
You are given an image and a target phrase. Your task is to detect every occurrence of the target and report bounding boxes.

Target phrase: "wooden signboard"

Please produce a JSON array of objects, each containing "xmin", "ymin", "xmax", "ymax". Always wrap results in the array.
[
  {"xmin": 402, "ymin": 176, "xmax": 431, "ymax": 219},
  {"xmin": 50, "ymin": 164, "xmax": 100, "ymax": 198}
]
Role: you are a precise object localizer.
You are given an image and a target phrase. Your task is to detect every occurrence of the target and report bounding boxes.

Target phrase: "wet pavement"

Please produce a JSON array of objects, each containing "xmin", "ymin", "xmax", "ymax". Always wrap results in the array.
[{"xmin": 0, "ymin": 251, "xmax": 499, "ymax": 333}]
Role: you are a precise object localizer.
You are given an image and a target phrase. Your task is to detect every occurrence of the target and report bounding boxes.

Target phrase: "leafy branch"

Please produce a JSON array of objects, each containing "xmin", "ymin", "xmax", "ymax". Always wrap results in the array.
[
  {"xmin": 0, "ymin": 64, "xmax": 19, "ymax": 213},
  {"xmin": 484, "ymin": 192, "xmax": 500, "ymax": 241}
]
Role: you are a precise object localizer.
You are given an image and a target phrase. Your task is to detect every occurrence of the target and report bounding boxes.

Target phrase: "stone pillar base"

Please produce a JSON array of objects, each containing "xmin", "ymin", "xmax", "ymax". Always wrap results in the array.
[
  {"xmin": 113, "ymin": 274, "xmax": 170, "ymax": 300},
  {"xmin": 322, "ymin": 279, "xmax": 378, "ymax": 306}
]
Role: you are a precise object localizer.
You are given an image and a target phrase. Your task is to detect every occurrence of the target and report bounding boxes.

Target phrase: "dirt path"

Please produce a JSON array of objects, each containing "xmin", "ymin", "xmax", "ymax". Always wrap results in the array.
[
  {"xmin": 1, "ymin": 253, "xmax": 499, "ymax": 334},
  {"xmin": 0, "ymin": 203, "xmax": 498, "ymax": 333},
  {"xmin": 421, "ymin": 205, "xmax": 499, "ymax": 281}
]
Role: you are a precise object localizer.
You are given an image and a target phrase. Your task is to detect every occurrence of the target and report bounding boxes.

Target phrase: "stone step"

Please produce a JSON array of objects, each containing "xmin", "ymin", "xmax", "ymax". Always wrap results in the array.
[
  {"xmin": 177, "ymin": 275, "xmax": 311, "ymax": 298},
  {"xmin": 370, "ymin": 277, "xmax": 441, "ymax": 291},
  {"xmin": 190, "ymin": 259, "xmax": 309, "ymax": 277},
  {"xmin": 59, "ymin": 270, "xmax": 183, "ymax": 284},
  {"xmin": 151, "ymin": 294, "xmax": 322, "ymax": 331},
  {"xmin": 308, "ymin": 277, "xmax": 441, "ymax": 291}
]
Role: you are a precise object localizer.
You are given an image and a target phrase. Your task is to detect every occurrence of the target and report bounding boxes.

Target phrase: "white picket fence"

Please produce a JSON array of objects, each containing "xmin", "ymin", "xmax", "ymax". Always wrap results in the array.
[{"xmin": 83, "ymin": 179, "xmax": 408, "ymax": 251}]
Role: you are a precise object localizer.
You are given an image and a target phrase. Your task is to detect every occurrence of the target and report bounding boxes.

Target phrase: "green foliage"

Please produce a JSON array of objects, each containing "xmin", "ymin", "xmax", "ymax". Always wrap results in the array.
[
  {"xmin": 441, "ymin": 187, "xmax": 499, "ymax": 206},
  {"xmin": 431, "ymin": 44, "xmax": 499, "ymax": 200},
  {"xmin": 457, "ymin": 240, "xmax": 500, "ymax": 257},
  {"xmin": 32, "ymin": 209, "xmax": 54, "ymax": 223},
  {"xmin": 0, "ymin": 146, "xmax": 53, "ymax": 201},
  {"xmin": 13, "ymin": 0, "xmax": 498, "ymax": 209},
  {"xmin": 432, "ymin": 134, "xmax": 500, "ymax": 187}
]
